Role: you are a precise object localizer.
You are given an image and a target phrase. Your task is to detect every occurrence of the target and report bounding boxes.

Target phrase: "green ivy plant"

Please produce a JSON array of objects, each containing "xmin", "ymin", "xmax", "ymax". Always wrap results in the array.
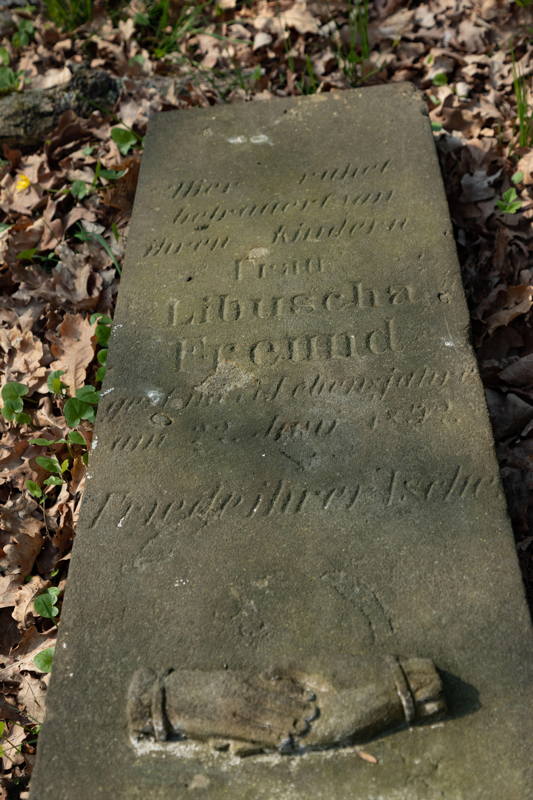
[
  {"xmin": 91, "ymin": 313, "xmax": 112, "ymax": 383},
  {"xmin": 0, "ymin": 47, "xmax": 20, "ymax": 95},
  {"xmin": 12, "ymin": 16, "xmax": 34, "ymax": 49},
  {"xmin": 1, "ymin": 382, "xmax": 31, "ymax": 424},
  {"xmin": 34, "ymin": 587, "xmax": 61, "ymax": 620},
  {"xmin": 46, "ymin": 366, "xmax": 101, "ymax": 426},
  {"xmin": 24, "ymin": 366, "xmax": 94, "ymax": 502},
  {"xmin": 496, "ymin": 187, "xmax": 522, "ymax": 215},
  {"xmin": 67, "ymin": 161, "xmax": 127, "ymax": 204},
  {"xmin": 111, "ymin": 125, "xmax": 142, "ymax": 155},
  {"xmin": 63, "ymin": 385, "xmax": 99, "ymax": 427},
  {"xmin": 75, "ymin": 225, "xmax": 122, "ymax": 275},
  {"xmin": 34, "ymin": 647, "xmax": 55, "ymax": 673}
]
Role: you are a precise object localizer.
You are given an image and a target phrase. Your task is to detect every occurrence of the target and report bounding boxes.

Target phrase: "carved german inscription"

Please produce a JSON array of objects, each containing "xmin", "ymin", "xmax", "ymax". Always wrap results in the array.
[{"xmin": 31, "ymin": 86, "xmax": 532, "ymax": 800}]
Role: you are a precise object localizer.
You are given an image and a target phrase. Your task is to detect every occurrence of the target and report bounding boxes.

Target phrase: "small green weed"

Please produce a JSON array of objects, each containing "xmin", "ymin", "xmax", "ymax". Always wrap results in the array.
[
  {"xmin": 63, "ymin": 385, "xmax": 100, "ymax": 427},
  {"xmin": 1, "ymin": 382, "xmax": 30, "ymax": 424},
  {"xmin": 351, "ymin": 0, "xmax": 370, "ymax": 60},
  {"xmin": 34, "ymin": 587, "xmax": 61, "ymax": 620},
  {"xmin": 75, "ymin": 224, "xmax": 122, "ymax": 275},
  {"xmin": 432, "ymin": 72, "xmax": 448, "ymax": 87},
  {"xmin": 111, "ymin": 126, "xmax": 143, "ymax": 156},
  {"xmin": 91, "ymin": 313, "xmax": 112, "ymax": 383},
  {"xmin": 496, "ymin": 187, "xmax": 522, "ymax": 214},
  {"xmin": 67, "ymin": 160, "xmax": 126, "ymax": 204},
  {"xmin": 0, "ymin": 47, "xmax": 20, "ymax": 95},
  {"xmin": 27, "ymin": 426, "xmax": 88, "ymax": 502},
  {"xmin": 134, "ymin": 1, "xmax": 212, "ymax": 59},
  {"xmin": 302, "ymin": 55, "xmax": 319, "ymax": 95},
  {"xmin": 16, "ymin": 248, "xmax": 59, "ymax": 270},
  {"xmin": 512, "ymin": 57, "xmax": 533, "ymax": 148},
  {"xmin": 34, "ymin": 647, "xmax": 55, "ymax": 673},
  {"xmin": 12, "ymin": 16, "xmax": 34, "ymax": 48},
  {"xmin": 10, "ymin": 367, "xmax": 96, "ymax": 512},
  {"xmin": 70, "ymin": 179, "xmax": 91, "ymax": 200},
  {"xmin": 343, "ymin": 0, "xmax": 370, "ymax": 82},
  {"xmin": 43, "ymin": 0, "xmax": 92, "ymax": 30}
]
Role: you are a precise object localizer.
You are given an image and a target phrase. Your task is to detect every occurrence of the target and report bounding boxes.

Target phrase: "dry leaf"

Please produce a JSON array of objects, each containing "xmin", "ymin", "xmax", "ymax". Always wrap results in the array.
[
  {"xmin": 16, "ymin": 671, "xmax": 48, "ymax": 724},
  {"xmin": 0, "ymin": 575, "xmax": 21, "ymax": 610},
  {"xmin": 49, "ymin": 313, "xmax": 95, "ymax": 393},
  {"xmin": 0, "ymin": 325, "xmax": 46, "ymax": 390},
  {"xmin": 499, "ymin": 355, "xmax": 533, "ymax": 387},
  {"xmin": 280, "ymin": 1, "xmax": 319, "ymax": 34},
  {"xmin": 1, "ymin": 723, "xmax": 26, "ymax": 770},
  {"xmin": 253, "ymin": 31, "xmax": 272, "ymax": 50},
  {"xmin": 12, "ymin": 576, "xmax": 48, "ymax": 630},
  {"xmin": 31, "ymin": 66, "xmax": 72, "ymax": 90},
  {"xmin": 516, "ymin": 150, "xmax": 533, "ymax": 186},
  {"xmin": 460, "ymin": 169, "xmax": 499, "ymax": 202},
  {"xmin": 0, "ymin": 626, "xmax": 56, "ymax": 679},
  {"xmin": 485, "ymin": 286, "xmax": 533, "ymax": 335},
  {"xmin": 485, "ymin": 390, "xmax": 533, "ymax": 439}
]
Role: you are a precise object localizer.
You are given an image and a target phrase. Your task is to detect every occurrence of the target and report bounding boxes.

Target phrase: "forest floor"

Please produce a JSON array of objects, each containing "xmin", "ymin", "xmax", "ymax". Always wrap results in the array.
[{"xmin": 0, "ymin": 1, "xmax": 532, "ymax": 796}]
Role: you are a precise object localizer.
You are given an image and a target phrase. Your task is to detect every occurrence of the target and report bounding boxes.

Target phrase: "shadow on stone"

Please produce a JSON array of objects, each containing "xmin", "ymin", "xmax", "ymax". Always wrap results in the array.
[{"xmin": 439, "ymin": 670, "xmax": 480, "ymax": 720}]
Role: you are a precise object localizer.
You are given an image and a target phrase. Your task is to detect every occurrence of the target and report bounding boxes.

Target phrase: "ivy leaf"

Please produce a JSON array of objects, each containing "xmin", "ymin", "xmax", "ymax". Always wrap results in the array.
[
  {"xmin": 36, "ymin": 455, "xmax": 62, "ymax": 474},
  {"xmin": 64, "ymin": 397, "xmax": 96, "ymax": 427},
  {"xmin": 34, "ymin": 590, "xmax": 59, "ymax": 619},
  {"xmin": 0, "ymin": 65, "xmax": 18, "ymax": 94},
  {"xmin": 43, "ymin": 476, "xmax": 65, "ymax": 487},
  {"xmin": 34, "ymin": 647, "xmax": 55, "ymax": 673},
  {"xmin": 67, "ymin": 431, "xmax": 86, "ymax": 445},
  {"xmin": 90, "ymin": 313, "xmax": 112, "ymax": 325},
  {"xmin": 26, "ymin": 480, "xmax": 42, "ymax": 499},
  {"xmin": 16, "ymin": 248, "xmax": 38, "ymax": 260},
  {"xmin": 111, "ymin": 126, "xmax": 138, "ymax": 155},
  {"xmin": 2, "ymin": 382, "xmax": 28, "ymax": 403},
  {"xmin": 70, "ymin": 180, "xmax": 91, "ymax": 200},
  {"xmin": 47, "ymin": 369, "xmax": 66, "ymax": 395},
  {"xmin": 95, "ymin": 163, "xmax": 126, "ymax": 181},
  {"xmin": 76, "ymin": 385, "xmax": 100, "ymax": 404},
  {"xmin": 30, "ymin": 437, "xmax": 66, "ymax": 446},
  {"xmin": 63, "ymin": 398, "xmax": 84, "ymax": 427}
]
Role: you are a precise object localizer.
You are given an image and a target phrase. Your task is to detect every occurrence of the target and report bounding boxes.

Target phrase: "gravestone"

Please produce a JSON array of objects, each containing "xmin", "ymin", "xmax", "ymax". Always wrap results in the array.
[{"xmin": 30, "ymin": 85, "xmax": 532, "ymax": 799}]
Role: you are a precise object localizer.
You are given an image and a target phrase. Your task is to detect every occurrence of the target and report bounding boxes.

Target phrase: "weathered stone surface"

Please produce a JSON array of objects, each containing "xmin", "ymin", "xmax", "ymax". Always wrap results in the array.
[
  {"xmin": 0, "ymin": 69, "xmax": 120, "ymax": 147},
  {"xmin": 30, "ymin": 85, "xmax": 532, "ymax": 799}
]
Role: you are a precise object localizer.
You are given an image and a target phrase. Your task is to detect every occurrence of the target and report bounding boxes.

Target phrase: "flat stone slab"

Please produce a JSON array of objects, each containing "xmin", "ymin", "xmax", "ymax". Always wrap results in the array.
[{"xmin": 31, "ymin": 85, "xmax": 533, "ymax": 799}]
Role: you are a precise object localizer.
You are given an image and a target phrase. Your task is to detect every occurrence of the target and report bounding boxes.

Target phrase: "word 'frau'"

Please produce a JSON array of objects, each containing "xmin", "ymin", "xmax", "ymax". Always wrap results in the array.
[
  {"xmin": 168, "ymin": 283, "xmax": 415, "ymax": 326},
  {"xmin": 176, "ymin": 320, "xmax": 401, "ymax": 371},
  {"xmin": 234, "ymin": 255, "xmax": 323, "ymax": 281}
]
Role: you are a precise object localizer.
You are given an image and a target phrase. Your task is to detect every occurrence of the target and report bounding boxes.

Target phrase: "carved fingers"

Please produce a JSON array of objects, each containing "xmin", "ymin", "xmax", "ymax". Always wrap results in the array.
[{"xmin": 162, "ymin": 670, "xmax": 316, "ymax": 747}]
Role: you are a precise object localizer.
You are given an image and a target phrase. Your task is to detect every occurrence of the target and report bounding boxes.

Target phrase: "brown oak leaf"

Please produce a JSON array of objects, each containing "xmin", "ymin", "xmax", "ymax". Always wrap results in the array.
[{"xmin": 49, "ymin": 313, "xmax": 95, "ymax": 393}]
